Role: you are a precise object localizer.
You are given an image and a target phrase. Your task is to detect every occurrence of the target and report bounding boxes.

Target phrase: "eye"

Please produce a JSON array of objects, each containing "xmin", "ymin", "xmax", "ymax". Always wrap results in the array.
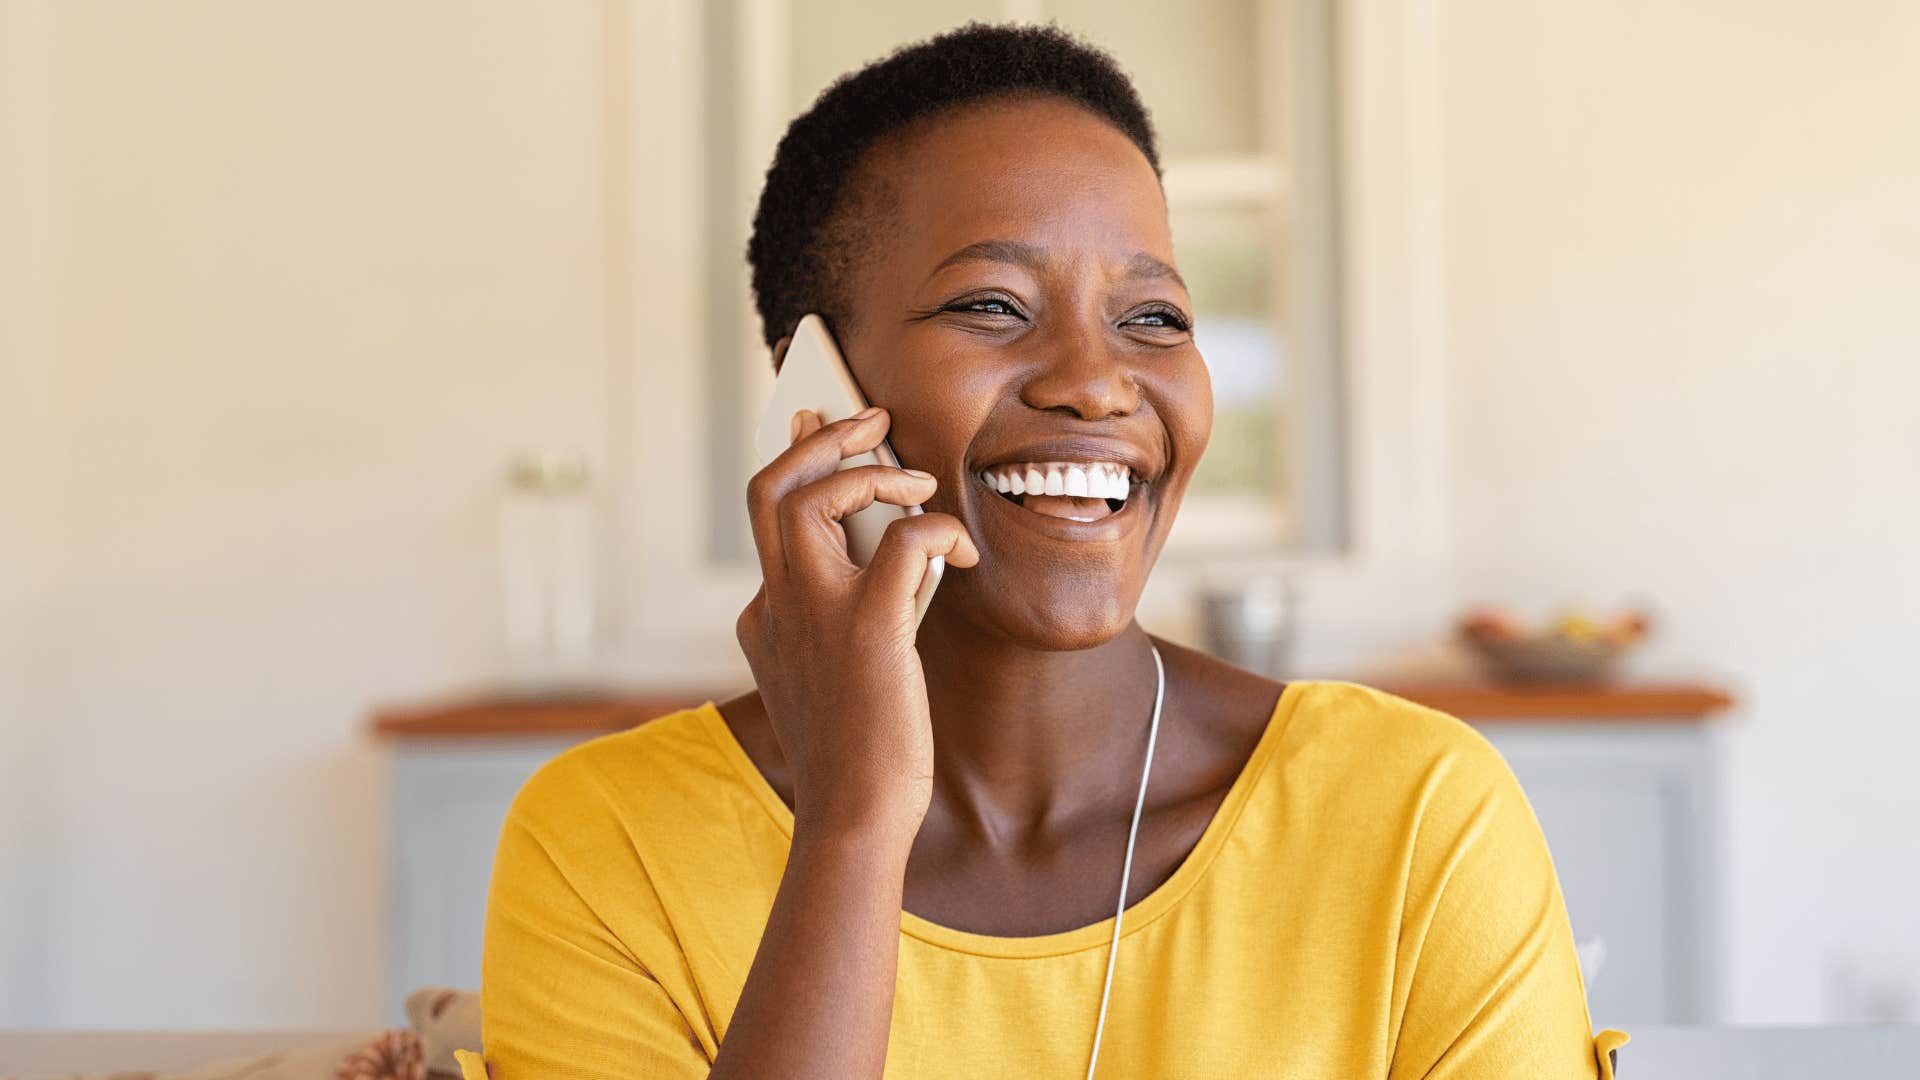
[
  {"xmin": 944, "ymin": 294, "xmax": 1025, "ymax": 318},
  {"xmin": 1123, "ymin": 305, "xmax": 1192, "ymax": 333}
]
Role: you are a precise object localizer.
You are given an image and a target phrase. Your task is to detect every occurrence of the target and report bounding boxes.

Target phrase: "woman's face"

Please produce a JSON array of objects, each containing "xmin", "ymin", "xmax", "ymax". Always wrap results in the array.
[{"xmin": 827, "ymin": 94, "xmax": 1212, "ymax": 650}]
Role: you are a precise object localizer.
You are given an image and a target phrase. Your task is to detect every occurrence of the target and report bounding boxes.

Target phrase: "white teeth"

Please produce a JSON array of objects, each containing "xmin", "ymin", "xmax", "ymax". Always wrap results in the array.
[
  {"xmin": 1087, "ymin": 464, "xmax": 1129, "ymax": 500},
  {"xmin": 980, "ymin": 461, "xmax": 1137, "ymax": 503}
]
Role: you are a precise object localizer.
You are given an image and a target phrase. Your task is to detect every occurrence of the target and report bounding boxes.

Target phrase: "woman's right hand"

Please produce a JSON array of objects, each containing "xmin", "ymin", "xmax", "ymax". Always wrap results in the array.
[{"xmin": 735, "ymin": 406, "xmax": 979, "ymax": 844}]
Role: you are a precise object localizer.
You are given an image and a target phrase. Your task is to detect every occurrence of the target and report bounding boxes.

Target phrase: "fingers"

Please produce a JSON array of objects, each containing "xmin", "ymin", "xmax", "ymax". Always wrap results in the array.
[
  {"xmin": 779, "ymin": 464, "xmax": 938, "ymax": 580},
  {"xmin": 862, "ymin": 512, "xmax": 978, "ymax": 610},
  {"xmin": 745, "ymin": 407, "xmax": 889, "ymax": 586}
]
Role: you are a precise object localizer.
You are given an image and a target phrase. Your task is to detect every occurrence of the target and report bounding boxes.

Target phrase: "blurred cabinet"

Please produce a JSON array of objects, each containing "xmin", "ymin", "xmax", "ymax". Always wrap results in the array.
[
  {"xmin": 379, "ymin": 686, "xmax": 1727, "ymax": 1027},
  {"xmin": 1480, "ymin": 723, "xmax": 1720, "ymax": 1029},
  {"xmin": 387, "ymin": 737, "xmax": 581, "ymax": 1023}
]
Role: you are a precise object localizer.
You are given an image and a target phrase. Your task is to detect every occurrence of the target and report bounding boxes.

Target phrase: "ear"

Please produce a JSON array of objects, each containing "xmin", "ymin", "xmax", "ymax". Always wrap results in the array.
[{"xmin": 770, "ymin": 335, "xmax": 794, "ymax": 375}]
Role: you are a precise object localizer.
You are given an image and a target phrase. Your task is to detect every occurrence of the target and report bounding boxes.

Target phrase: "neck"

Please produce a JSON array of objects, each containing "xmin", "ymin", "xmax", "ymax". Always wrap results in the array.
[{"xmin": 913, "ymin": 609, "xmax": 1162, "ymax": 842}]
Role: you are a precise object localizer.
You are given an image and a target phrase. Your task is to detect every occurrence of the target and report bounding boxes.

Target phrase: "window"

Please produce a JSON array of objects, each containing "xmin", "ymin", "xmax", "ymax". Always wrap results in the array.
[{"xmin": 701, "ymin": 0, "xmax": 1345, "ymax": 561}]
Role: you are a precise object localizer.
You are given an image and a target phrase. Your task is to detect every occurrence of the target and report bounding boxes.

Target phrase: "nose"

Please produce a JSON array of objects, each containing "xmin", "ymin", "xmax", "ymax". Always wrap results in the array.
[{"xmin": 1017, "ymin": 324, "xmax": 1142, "ymax": 421}]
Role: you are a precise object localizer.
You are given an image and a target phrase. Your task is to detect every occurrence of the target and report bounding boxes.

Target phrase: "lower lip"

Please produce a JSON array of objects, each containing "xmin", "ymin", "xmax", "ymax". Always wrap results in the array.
[{"xmin": 975, "ymin": 479, "xmax": 1145, "ymax": 543}]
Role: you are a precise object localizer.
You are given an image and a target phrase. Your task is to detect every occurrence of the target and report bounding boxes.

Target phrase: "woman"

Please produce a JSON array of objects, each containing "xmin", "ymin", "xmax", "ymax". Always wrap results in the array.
[{"xmin": 470, "ymin": 24, "xmax": 1624, "ymax": 1079}]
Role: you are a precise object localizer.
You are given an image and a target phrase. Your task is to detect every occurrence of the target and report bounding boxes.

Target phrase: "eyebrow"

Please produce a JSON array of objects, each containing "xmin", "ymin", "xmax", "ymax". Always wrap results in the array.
[
  {"xmin": 924, "ymin": 238, "xmax": 1047, "ymax": 283},
  {"xmin": 1125, "ymin": 252, "xmax": 1187, "ymax": 291},
  {"xmin": 923, "ymin": 239, "xmax": 1188, "ymax": 292}
]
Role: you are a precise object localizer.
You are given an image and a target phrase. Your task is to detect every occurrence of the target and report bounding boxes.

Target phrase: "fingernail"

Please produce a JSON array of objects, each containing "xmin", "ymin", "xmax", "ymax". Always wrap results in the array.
[
  {"xmin": 789, "ymin": 410, "xmax": 807, "ymax": 442},
  {"xmin": 853, "ymin": 405, "xmax": 883, "ymax": 421},
  {"xmin": 903, "ymin": 468, "xmax": 933, "ymax": 480}
]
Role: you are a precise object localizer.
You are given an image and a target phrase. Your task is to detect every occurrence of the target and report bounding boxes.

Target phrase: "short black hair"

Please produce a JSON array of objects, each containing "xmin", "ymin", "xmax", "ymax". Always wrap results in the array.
[{"xmin": 746, "ymin": 22, "xmax": 1160, "ymax": 351}]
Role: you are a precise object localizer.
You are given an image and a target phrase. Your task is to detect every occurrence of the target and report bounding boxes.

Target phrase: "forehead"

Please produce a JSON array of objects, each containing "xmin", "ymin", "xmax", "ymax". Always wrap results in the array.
[{"xmin": 850, "ymin": 95, "xmax": 1173, "ymax": 274}]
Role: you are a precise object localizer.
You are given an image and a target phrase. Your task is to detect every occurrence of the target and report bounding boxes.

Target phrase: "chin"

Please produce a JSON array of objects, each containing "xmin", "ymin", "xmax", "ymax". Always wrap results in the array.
[{"xmin": 932, "ymin": 569, "xmax": 1144, "ymax": 651}]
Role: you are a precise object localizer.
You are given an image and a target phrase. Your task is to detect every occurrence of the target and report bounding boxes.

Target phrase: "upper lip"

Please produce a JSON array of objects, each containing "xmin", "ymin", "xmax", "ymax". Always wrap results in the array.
[{"xmin": 971, "ymin": 436, "xmax": 1161, "ymax": 484}]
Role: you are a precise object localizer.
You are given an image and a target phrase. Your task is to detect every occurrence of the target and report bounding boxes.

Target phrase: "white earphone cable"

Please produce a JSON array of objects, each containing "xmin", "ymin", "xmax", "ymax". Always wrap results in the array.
[{"xmin": 1084, "ymin": 642, "xmax": 1165, "ymax": 1080}]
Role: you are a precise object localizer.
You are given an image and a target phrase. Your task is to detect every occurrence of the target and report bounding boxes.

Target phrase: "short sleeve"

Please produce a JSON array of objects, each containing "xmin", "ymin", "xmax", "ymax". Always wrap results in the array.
[
  {"xmin": 1596, "ymin": 1028, "xmax": 1630, "ymax": 1079},
  {"xmin": 478, "ymin": 761, "xmax": 713, "ymax": 1080},
  {"xmin": 1386, "ymin": 733, "xmax": 1619, "ymax": 1079}
]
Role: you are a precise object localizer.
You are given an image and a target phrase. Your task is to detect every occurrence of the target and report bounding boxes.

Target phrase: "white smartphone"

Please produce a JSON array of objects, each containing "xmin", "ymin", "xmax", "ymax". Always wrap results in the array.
[{"xmin": 754, "ymin": 314, "xmax": 943, "ymax": 624}]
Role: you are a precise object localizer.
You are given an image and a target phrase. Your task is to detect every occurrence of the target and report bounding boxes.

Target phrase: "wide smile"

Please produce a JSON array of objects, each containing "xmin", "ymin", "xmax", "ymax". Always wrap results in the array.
[{"xmin": 973, "ymin": 460, "xmax": 1147, "ymax": 543}]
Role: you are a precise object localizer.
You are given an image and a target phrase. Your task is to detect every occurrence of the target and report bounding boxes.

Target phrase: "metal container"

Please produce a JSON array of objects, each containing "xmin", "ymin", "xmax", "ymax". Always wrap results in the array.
[{"xmin": 1200, "ymin": 578, "xmax": 1296, "ymax": 678}]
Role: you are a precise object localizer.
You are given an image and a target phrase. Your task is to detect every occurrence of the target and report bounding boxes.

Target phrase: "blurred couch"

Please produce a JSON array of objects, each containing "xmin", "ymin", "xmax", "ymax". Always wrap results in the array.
[{"xmin": 0, "ymin": 988, "xmax": 479, "ymax": 1080}]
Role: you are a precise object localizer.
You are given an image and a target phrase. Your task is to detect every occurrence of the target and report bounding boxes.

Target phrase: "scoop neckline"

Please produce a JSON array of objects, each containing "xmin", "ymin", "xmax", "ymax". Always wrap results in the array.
[{"xmin": 694, "ymin": 679, "xmax": 1308, "ymax": 960}]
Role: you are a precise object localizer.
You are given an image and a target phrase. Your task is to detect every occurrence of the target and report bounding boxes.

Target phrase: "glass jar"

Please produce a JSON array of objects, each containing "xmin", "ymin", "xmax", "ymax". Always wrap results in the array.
[{"xmin": 499, "ymin": 450, "xmax": 598, "ymax": 691}]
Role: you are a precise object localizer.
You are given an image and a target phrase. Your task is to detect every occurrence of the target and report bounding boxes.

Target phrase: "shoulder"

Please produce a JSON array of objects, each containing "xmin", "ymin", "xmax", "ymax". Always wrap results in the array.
[
  {"xmin": 1150, "ymin": 648, "xmax": 1515, "ymax": 825},
  {"xmin": 1265, "ymin": 681, "xmax": 1536, "ymax": 860},
  {"xmin": 491, "ymin": 702, "xmax": 783, "ymax": 943},
  {"xmin": 505, "ymin": 704, "xmax": 746, "ymax": 847},
  {"xmin": 481, "ymin": 711, "xmax": 747, "ymax": 1061},
  {"xmin": 1279, "ymin": 680, "xmax": 1516, "ymax": 793}
]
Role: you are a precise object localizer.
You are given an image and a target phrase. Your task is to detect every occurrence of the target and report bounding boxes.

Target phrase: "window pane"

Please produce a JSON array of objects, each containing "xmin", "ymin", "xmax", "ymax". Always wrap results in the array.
[
  {"xmin": 1045, "ymin": 0, "xmax": 1264, "ymax": 158},
  {"xmin": 1170, "ymin": 201, "xmax": 1287, "ymax": 502}
]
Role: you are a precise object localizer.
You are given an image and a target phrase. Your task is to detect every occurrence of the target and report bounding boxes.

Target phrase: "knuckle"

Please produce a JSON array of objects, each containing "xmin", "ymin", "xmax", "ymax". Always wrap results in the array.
[
  {"xmin": 872, "ymin": 513, "xmax": 969, "ymax": 564},
  {"xmin": 735, "ymin": 598, "xmax": 764, "ymax": 645},
  {"xmin": 777, "ymin": 485, "xmax": 812, "ymax": 534},
  {"xmin": 808, "ymin": 417, "xmax": 855, "ymax": 447},
  {"xmin": 745, "ymin": 468, "xmax": 779, "ymax": 508},
  {"xmin": 903, "ymin": 511, "xmax": 958, "ymax": 535},
  {"xmin": 782, "ymin": 469, "xmax": 874, "ymax": 529},
  {"xmin": 878, "ymin": 513, "xmax": 931, "ymax": 549},
  {"xmin": 847, "ymin": 464, "xmax": 893, "ymax": 492}
]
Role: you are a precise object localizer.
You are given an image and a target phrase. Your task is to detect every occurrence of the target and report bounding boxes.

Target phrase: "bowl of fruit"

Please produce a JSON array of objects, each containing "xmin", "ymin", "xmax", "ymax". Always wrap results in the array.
[{"xmin": 1457, "ymin": 607, "xmax": 1650, "ymax": 685}]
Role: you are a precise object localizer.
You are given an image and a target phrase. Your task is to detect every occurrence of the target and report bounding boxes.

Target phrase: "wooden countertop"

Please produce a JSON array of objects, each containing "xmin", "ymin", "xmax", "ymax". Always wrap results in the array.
[
  {"xmin": 370, "ymin": 693, "xmax": 709, "ymax": 740},
  {"xmin": 1375, "ymin": 682, "xmax": 1732, "ymax": 721},
  {"xmin": 370, "ymin": 681, "xmax": 1732, "ymax": 741}
]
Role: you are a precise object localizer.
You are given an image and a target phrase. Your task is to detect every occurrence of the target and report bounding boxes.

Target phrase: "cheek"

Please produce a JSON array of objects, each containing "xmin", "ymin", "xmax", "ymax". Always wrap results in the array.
[
  {"xmin": 858, "ymin": 341, "xmax": 1005, "ymax": 482},
  {"xmin": 1159, "ymin": 353, "xmax": 1215, "ymax": 480}
]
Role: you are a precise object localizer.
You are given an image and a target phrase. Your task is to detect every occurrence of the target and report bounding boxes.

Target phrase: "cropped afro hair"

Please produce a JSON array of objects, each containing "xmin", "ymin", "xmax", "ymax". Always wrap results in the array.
[{"xmin": 746, "ymin": 23, "xmax": 1160, "ymax": 352}]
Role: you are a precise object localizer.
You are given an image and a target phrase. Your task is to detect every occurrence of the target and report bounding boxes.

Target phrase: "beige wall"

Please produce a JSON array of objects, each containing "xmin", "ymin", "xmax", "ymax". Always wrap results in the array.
[
  {"xmin": 1440, "ymin": 0, "xmax": 1920, "ymax": 1021},
  {"xmin": 0, "ymin": 0, "xmax": 60, "ymax": 1021},
  {"xmin": 1, "ymin": 1, "xmax": 618, "ymax": 1025}
]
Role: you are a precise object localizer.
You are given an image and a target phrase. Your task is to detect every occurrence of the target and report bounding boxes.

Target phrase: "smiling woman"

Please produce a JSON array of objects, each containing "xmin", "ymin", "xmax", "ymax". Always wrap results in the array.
[{"xmin": 470, "ymin": 23, "xmax": 1622, "ymax": 1080}]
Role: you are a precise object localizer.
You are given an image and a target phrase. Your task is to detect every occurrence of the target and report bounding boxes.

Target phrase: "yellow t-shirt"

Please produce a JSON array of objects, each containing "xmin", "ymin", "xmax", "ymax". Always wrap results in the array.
[{"xmin": 467, "ymin": 681, "xmax": 1627, "ymax": 1079}]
